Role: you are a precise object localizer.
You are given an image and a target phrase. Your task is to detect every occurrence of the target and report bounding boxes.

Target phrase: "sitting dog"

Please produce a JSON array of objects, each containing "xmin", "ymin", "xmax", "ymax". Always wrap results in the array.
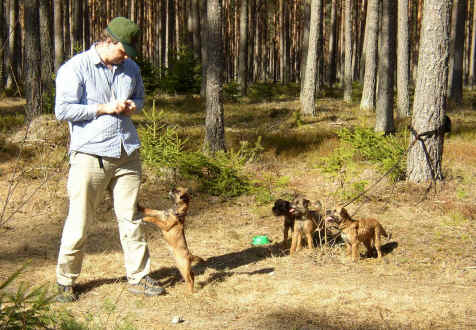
[
  {"xmin": 289, "ymin": 198, "xmax": 325, "ymax": 254},
  {"xmin": 272, "ymin": 199, "xmax": 296, "ymax": 248},
  {"xmin": 325, "ymin": 206, "xmax": 389, "ymax": 262},
  {"xmin": 138, "ymin": 187, "xmax": 203, "ymax": 293}
]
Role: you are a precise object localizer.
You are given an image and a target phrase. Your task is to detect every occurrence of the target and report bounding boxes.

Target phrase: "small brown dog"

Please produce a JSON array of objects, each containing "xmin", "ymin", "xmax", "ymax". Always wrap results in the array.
[
  {"xmin": 326, "ymin": 206, "xmax": 389, "ymax": 262},
  {"xmin": 138, "ymin": 187, "xmax": 203, "ymax": 293},
  {"xmin": 272, "ymin": 199, "xmax": 296, "ymax": 248},
  {"xmin": 289, "ymin": 198, "xmax": 324, "ymax": 254}
]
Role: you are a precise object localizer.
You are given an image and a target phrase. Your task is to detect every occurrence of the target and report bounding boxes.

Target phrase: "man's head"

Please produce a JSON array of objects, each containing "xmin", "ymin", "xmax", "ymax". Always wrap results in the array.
[{"xmin": 106, "ymin": 17, "xmax": 140, "ymax": 58}]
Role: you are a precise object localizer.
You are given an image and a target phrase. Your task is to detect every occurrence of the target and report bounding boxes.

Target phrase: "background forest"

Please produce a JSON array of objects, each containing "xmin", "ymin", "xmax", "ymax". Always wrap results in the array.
[{"xmin": 0, "ymin": 0, "xmax": 475, "ymax": 329}]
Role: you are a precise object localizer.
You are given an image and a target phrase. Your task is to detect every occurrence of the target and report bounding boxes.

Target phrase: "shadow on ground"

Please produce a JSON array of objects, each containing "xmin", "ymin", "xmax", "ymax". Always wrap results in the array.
[{"xmin": 147, "ymin": 243, "xmax": 284, "ymax": 290}]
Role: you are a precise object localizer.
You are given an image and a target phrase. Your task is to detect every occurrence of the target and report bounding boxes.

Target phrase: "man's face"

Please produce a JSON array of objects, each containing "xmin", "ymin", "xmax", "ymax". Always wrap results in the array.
[{"xmin": 107, "ymin": 41, "xmax": 128, "ymax": 64}]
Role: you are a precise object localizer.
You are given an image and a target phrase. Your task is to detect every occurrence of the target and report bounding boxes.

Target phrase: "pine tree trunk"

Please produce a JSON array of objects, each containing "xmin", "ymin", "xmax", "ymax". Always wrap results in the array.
[
  {"xmin": 0, "ymin": 0, "xmax": 5, "ymax": 90},
  {"xmin": 343, "ymin": 0, "xmax": 353, "ymax": 103},
  {"xmin": 238, "ymin": 0, "xmax": 248, "ymax": 95},
  {"xmin": 470, "ymin": 0, "xmax": 476, "ymax": 88},
  {"xmin": 301, "ymin": 0, "xmax": 320, "ymax": 116},
  {"xmin": 64, "ymin": 0, "xmax": 71, "ymax": 58},
  {"xmin": 191, "ymin": 0, "xmax": 201, "ymax": 60},
  {"xmin": 396, "ymin": 0, "xmax": 410, "ymax": 117},
  {"xmin": 407, "ymin": 0, "xmax": 451, "ymax": 183},
  {"xmin": 360, "ymin": 0, "xmax": 378, "ymax": 112},
  {"xmin": 316, "ymin": 0, "xmax": 324, "ymax": 90},
  {"xmin": 39, "ymin": 0, "xmax": 54, "ymax": 92},
  {"xmin": 83, "ymin": 0, "xmax": 90, "ymax": 50},
  {"xmin": 5, "ymin": 0, "xmax": 18, "ymax": 90},
  {"xmin": 204, "ymin": 0, "xmax": 226, "ymax": 154},
  {"xmin": 327, "ymin": 0, "xmax": 337, "ymax": 86},
  {"xmin": 200, "ymin": 0, "xmax": 207, "ymax": 97},
  {"xmin": 24, "ymin": 0, "xmax": 42, "ymax": 119},
  {"xmin": 447, "ymin": 0, "xmax": 466, "ymax": 104},
  {"xmin": 300, "ymin": 0, "xmax": 311, "ymax": 100},
  {"xmin": 375, "ymin": 0, "xmax": 396, "ymax": 133}
]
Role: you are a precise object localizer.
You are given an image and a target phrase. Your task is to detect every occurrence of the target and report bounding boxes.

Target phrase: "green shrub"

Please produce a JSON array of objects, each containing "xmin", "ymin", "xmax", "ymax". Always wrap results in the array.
[
  {"xmin": 0, "ymin": 264, "xmax": 55, "ymax": 329},
  {"xmin": 338, "ymin": 127, "xmax": 407, "ymax": 181},
  {"xmin": 317, "ymin": 126, "xmax": 407, "ymax": 202},
  {"xmin": 136, "ymin": 58, "xmax": 162, "ymax": 94},
  {"xmin": 0, "ymin": 114, "xmax": 25, "ymax": 133},
  {"xmin": 223, "ymin": 81, "xmax": 240, "ymax": 102},
  {"xmin": 158, "ymin": 48, "xmax": 201, "ymax": 94},
  {"xmin": 139, "ymin": 105, "xmax": 251, "ymax": 198}
]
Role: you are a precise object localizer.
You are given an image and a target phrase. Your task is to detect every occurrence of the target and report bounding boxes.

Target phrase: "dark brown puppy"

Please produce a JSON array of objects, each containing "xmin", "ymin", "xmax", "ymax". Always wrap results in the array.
[
  {"xmin": 326, "ymin": 206, "xmax": 389, "ymax": 262},
  {"xmin": 272, "ymin": 199, "xmax": 296, "ymax": 248},
  {"xmin": 138, "ymin": 187, "xmax": 203, "ymax": 293}
]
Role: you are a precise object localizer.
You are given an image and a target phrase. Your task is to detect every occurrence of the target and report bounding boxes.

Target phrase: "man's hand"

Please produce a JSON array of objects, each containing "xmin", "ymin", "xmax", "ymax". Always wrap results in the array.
[
  {"xmin": 122, "ymin": 100, "xmax": 137, "ymax": 116},
  {"xmin": 96, "ymin": 100, "xmax": 136, "ymax": 117}
]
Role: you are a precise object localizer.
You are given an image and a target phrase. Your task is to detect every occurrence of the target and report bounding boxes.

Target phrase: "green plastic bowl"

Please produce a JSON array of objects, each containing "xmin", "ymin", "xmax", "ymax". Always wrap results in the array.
[{"xmin": 252, "ymin": 235, "xmax": 271, "ymax": 245}]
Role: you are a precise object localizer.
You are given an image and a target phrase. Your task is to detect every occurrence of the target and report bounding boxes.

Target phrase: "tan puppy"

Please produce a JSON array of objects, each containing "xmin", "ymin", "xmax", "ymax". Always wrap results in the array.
[
  {"xmin": 326, "ymin": 206, "xmax": 389, "ymax": 262},
  {"xmin": 289, "ymin": 198, "xmax": 324, "ymax": 255},
  {"xmin": 138, "ymin": 187, "xmax": 203, "ymax": 293}
]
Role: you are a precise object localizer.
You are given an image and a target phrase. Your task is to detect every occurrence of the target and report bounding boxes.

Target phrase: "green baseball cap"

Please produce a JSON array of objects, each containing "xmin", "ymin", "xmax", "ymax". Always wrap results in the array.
[{"xmin": 106, "ymin": 17, "xmax": 140, "ymax": 58}]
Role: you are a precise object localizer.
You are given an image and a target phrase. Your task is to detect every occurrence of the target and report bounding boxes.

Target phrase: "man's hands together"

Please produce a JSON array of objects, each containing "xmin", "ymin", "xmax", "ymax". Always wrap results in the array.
[{"xmin": 97, "ymin": 100, "xmax": 136, "ymax": 117}]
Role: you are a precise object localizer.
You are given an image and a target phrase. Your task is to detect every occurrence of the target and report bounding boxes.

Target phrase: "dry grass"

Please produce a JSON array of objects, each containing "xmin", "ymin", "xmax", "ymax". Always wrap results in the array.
[{"xmin": 1, "ymin": 93, "xmax": 475, "ymax": 329}]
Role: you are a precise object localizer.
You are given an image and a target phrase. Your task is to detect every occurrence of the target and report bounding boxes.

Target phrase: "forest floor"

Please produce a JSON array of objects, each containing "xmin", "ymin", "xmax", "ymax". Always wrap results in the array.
[{"xmin": 0, "ymin": 89, "xmax": 475, "ymax": 330}]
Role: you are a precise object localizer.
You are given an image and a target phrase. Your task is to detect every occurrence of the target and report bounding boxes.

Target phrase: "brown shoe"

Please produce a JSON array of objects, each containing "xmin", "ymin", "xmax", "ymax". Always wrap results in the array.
[
  {"xmin": 128, "ymin": 275, "xmax": 165, "ymax": 296},
  {"xmin": 56, "ymin": 283, "xmax": 77, "ymax": 303}
]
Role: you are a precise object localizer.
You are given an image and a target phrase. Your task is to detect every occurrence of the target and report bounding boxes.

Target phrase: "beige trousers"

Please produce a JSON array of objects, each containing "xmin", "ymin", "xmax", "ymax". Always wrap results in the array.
[{"xmin": 56, "ymin": 149, "xmax": 150, "ymax": 286}]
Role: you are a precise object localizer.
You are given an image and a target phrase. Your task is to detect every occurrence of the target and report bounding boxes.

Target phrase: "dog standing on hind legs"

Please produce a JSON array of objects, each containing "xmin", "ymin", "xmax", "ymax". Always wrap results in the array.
[
  {"xmin": 325, "ymin": 206, "xmax": 389, "ymax": 262},
  {"xmin": 138, "ymin": 187, "xmax": 203, "ymax": 293}
]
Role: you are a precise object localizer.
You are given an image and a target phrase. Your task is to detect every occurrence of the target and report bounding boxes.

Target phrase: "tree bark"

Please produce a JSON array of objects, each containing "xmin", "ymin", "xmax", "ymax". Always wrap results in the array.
[
  {"xmin": 24, "ymin": 0, "xmax": 42, "ymax": 119},
  {"xmin": 397, "ymin": 0, "xmax": 410, "ymax": 117},
  {"xmin": 343, "ymin": 0, "xmax": 353, "ymax": 103},
  {"xmin": 375, "ymin": 0, "xmax": 396, "ymax": 133},
  {"xmin": 407, "ymin": 0, "xmax": 451, "ymax": 183},
  {"xmin": 200, "ymin": 0, "xmax": 207, "ymax": 97},
  {"xmin": 54, "ymin": 0, "xmax": 64, "ymax": 72},
  {"xmin": 5, "ymin": 0, "xmax": 18, "ymax": 90},
  {"xmin": 300, "ymin": 0, "xmax": 311, "ymax": 100},
  {"xmin": 191, "ymin": 0, "xmax": 201, "ymax": 60},
  {"xmin": 360, "ymin": 0, "xmax": 378, "ymax": 112},
  {"xmin": 327, "ymin": 0, "xmax": 337, "ymax": 86},
  {"xmin": 301, "ymin": 0, "xmax": 321, "ymax": 116},
  {"xmin": 447, "ymin": 0, "xmax": 466, "ymax": 104},
  {"xmin": 238, "ymin": 0, "xmax": 248, "ymax": 95},
  {"xmin": 205, "ymin": 0, "xmax": 226, "ymax": 154},
  {"xmin": 39, "ymin": 0, "xmax": 54, "ymax": 92},
  {"xmin": 470, "ymin": 0, "xmax": 476, "ymax": 88},
  {"xmin": 0, "ymin": 0, "xmax": 5, "ymax": 90}
]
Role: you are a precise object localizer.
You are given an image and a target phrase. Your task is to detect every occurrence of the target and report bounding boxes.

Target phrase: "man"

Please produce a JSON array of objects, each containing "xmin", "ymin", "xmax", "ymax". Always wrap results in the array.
[{"xmin": 55, "ymin": 17, "xmax": 164, "ymax": 302}]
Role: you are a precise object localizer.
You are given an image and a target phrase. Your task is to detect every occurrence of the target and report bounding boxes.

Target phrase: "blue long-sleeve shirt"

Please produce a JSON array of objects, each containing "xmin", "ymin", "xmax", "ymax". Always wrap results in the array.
[{"xmin": 55, "ymin": 45, "xmax": 144, "ymax": 158}]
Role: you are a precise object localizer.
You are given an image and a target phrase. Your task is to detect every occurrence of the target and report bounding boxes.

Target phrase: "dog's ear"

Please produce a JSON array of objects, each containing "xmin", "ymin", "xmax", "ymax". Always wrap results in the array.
[
  {"xmin": 313, "ymin": 200, "xmax": 323, "ymax": 212},
  {"xmin": 339, "ymin": 207, "xmax": 351, "ymax": 220},
  {"xmin": 181, "ymin": 192, "xmax": 190, "ymax": 203},
  {"xmin": 302, "ymin": 199, "xmax": 310, "ymax": 209}
]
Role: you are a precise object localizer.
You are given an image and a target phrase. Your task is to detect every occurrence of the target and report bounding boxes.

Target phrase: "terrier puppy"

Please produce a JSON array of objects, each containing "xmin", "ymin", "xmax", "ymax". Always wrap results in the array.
[
  {"xmin": 289, "ymin": 198, "xmax": 325, "ymax": 254},
  {"xmin": 138, "ymin": 187, "xmax": 203, "ymax": 293},
  {"xmin": 325, "ymin": 206, "xmax": 389, "ymax": 262}
]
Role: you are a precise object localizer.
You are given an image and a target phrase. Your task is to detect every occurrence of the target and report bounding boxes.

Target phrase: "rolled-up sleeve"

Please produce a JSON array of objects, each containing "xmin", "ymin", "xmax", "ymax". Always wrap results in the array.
[
  {"xmin": 130, "ymin": 69, "xmax": 145, "ymax": 113},
  {"xmin": 55, "ymin": 64, "xmax": 98, "ymax": 122}
]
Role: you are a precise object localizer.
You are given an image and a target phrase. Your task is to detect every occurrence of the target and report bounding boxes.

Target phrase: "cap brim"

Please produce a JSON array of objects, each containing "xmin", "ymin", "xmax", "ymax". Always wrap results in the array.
[{"xmin": 122, "ymin": 42, "xmax": 137, "ymax": 58}]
